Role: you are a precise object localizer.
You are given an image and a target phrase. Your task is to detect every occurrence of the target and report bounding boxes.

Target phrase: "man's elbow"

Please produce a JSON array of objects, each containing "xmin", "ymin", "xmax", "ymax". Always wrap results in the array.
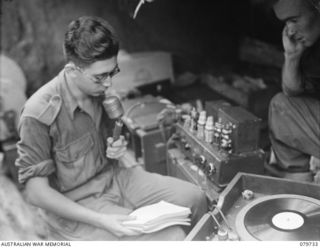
[{"xmin": 24, "ymin": 177, "xmax": 49, "ymax": 206}]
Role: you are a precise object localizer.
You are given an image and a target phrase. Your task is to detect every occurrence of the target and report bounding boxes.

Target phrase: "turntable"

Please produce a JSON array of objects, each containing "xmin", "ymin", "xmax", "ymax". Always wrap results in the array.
[{"xmin": 186, "ymin": 173, "xmax": 320, "ymax": 241}]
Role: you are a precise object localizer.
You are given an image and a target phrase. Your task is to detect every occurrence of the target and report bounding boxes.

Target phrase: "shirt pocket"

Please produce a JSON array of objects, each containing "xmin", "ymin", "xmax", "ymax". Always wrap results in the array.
[{"xmin": 54, "ymin": 132, "xmax": 94, "ymax": 165}]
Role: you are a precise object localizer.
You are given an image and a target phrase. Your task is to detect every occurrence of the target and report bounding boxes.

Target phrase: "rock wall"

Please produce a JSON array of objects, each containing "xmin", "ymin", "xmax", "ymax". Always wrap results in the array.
[
  {"xmin": 1, "ymin": 0, "xmax": 124, "ymax": 95},
  {"xmin": 1, "ymin": 0, "xmax": 281, "ymax": 96}
]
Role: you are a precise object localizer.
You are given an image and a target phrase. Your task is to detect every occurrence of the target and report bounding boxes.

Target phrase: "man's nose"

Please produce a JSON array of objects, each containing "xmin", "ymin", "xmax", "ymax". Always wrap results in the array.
[
  {"xmin": 287, "ymin": 23, "xmax": 297, "ymax": 37},
  {"xmin": 102, "ymin": 77, "xmax": 112, "ymax": 88}
]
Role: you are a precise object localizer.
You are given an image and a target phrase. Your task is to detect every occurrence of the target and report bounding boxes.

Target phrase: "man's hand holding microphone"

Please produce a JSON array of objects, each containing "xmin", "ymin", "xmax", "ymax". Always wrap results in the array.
[{"xmin": 103, "ymin": 94, "xmax": 128, "ymax": 160}]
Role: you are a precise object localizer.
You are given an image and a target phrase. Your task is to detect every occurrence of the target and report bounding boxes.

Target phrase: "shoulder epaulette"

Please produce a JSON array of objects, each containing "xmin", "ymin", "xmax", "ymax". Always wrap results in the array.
[{"xmin": 20, "ymin": 79, "xmax": 62, "ymax": 126}]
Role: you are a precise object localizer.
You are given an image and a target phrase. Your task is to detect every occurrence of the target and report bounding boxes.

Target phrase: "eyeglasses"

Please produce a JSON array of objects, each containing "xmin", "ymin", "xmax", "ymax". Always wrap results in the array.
[
  {"xmin": 91, "ymin": 65, "xmax": 120, "ymax": 84},
  {"xmin": 71, "ymin": 65, "xmax": 120, "ymax": 85},
  {"xmin": 65, "ymin": 64, "xmax": 120, "ymax": 85}
]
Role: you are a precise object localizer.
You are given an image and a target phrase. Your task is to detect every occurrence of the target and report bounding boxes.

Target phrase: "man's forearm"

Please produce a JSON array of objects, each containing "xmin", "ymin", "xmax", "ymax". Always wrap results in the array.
[
  {"xmin": 282, "ymin": 53, "xmax": 304, "ymax": 96},
  {"xmin": 25, "ymin": 177, "xmax": 103, "ymax": 229}
]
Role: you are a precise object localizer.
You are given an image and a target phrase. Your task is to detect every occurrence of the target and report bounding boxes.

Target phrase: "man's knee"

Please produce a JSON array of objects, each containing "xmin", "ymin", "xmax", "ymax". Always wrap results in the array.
[
  {"xmin": 186, "ymin": 186, "xmax": 207, "ymax": 209},
  {"xmin": 196, "ymin": 191, "xmax": 207, "ymax": 210},
  {"xmin": 269, "ymin": 92, "xmax": 290, "ymax": 114},
  {"xmin": 269, "ymin": 92, "xmax": 295, "ymax": 134},
  {"xmin": 187, "ymin": 188, "xmax": 208, "ymax": 224}
]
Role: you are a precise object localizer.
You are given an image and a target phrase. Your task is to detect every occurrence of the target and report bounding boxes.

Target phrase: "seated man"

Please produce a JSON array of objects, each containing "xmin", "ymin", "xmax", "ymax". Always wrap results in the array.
[
  {"xmin": 268, "ymin": 0, "xmax": 320, "ymax": 182},
  {"xmin": 15, "ymin": 16, "xmax": 207, "ymax": 240}
]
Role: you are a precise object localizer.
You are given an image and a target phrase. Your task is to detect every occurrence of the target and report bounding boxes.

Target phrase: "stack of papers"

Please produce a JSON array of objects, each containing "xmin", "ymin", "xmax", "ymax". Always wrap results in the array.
[{"xmin": 123, "ymin": 201, "xmax": 191, "ymax": 233}]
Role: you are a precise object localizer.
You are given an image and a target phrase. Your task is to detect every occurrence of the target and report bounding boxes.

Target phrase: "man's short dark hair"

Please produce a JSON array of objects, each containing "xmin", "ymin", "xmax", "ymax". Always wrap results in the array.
[
  {"xmin": 64, "ymin": 16, "xmax": 119, "ymax": 67},
  {"xmin": 253, "ymin": 0, "xmax": 320, "ymax": 12}
]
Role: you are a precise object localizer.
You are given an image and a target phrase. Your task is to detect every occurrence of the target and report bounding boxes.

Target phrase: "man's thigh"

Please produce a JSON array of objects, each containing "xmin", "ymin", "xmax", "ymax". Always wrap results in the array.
[
  {"xmin": 269, "ymin": 93, "xmax": 320, "ymax": 157},
  {"xmin": 114, "ymin": 166, "xmax": 204, "ymax": 209}
]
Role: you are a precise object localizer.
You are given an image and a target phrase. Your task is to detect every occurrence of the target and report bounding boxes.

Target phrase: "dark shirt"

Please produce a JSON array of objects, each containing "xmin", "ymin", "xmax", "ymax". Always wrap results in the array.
[{"xmin": 301, "ymin": 38, "xmax": 320, "ymax": 99}]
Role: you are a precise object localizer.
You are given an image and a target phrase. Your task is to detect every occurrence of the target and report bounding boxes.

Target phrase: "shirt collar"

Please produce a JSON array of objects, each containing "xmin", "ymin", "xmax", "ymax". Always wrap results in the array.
[
  {"xmin": 58, "ymin": 69, "xmax": 104, "ymax": 122},
  {"xmin": 59, "ymin": 69, "xmax": 80, "ymax": 119}
]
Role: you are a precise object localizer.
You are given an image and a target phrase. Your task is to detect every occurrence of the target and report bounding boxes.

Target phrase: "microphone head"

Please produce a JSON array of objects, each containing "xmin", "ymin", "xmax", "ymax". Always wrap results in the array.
[{"xmin": 103, "ymin": 95, "xmax": 124, "ymax": 120}]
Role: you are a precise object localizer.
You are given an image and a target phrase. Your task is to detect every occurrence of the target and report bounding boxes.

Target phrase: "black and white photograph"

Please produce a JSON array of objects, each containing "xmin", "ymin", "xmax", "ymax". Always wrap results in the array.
[{"xmin": 0, "ymin": 0, "xmax": 319, "ymax": 246}]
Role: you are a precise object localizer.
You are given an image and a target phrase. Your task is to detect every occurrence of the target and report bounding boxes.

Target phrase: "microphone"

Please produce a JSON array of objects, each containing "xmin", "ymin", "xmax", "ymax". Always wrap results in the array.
[{"xmin": 102, "ymin": 94, "xmax": 124, "ymax": 141}]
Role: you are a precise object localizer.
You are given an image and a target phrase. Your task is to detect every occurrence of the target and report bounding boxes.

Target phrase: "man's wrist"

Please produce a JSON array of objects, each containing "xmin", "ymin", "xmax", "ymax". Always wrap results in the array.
[
  {"xmin": 88, "ymin": 211, "xmax": 104, "ymax": 228},
  {"xmin": 284, "ymin": 51, "xmax": 303, "ymax": 61},
  {"xmin": 282, "ymin": 84, "xmax": 303, "ymax": 96}
]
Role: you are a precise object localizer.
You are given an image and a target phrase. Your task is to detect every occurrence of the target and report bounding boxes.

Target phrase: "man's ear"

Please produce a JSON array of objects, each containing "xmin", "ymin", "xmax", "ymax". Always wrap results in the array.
[
  {"xmin": 65, "ymin": 63, "xmax": 82, "ymax": 73},
  {"xmin": 65, "ymin": 63, "xmax": 76, "ymax": 72}
]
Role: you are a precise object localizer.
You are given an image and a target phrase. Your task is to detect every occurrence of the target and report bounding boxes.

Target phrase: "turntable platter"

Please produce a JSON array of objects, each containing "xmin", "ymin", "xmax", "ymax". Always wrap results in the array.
[{"xmin": 235, "ymin": 194, "xmax": 320, "ymax": 241}]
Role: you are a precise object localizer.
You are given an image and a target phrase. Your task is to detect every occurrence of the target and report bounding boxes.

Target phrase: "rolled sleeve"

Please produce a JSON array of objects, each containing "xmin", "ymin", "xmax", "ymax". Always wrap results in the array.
[{"xmin": 15, "ymin": 117, "xmax": 56, "ymax": 184}]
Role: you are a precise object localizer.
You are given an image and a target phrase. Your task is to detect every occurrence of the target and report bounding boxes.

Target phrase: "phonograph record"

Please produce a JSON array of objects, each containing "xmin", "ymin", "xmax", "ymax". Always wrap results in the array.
[{"xmin": 186, "ymin": 173, "xmax": 320, "ymax": 241}]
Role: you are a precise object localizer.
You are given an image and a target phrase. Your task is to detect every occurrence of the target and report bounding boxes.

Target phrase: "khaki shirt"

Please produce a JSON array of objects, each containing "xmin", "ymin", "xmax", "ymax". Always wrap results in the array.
[{"xmin": 15, "ymin": 69, "xmax": 114, "ymax": 199}]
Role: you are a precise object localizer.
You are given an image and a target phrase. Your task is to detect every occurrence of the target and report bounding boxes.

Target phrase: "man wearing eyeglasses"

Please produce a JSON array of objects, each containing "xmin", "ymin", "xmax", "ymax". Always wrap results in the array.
[
  {"xmin": 15, "ymin": 16, "xmax": 207, "ymax": 240},
  {"xmin": 267, "ymin": 0, "xmax": 320, "ymax": 182}
]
